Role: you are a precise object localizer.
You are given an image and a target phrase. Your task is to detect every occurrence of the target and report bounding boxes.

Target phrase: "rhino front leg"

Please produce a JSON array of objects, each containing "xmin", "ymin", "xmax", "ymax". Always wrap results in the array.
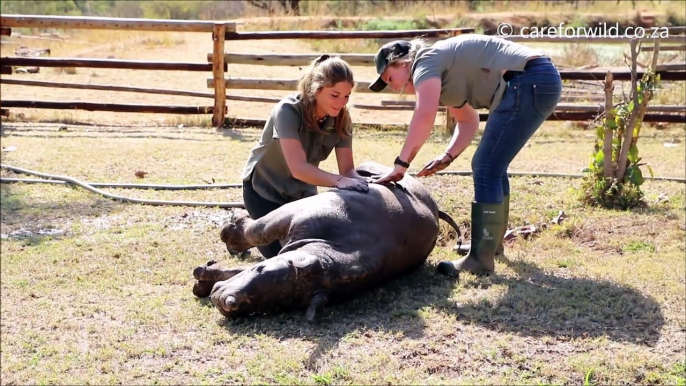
[
  {"xmin": 221, "ymin": 208, "xmax": 295, "ymax": 255},
  {"xmin": 306, "ymin": 292, "xmax": 329, "ymax": 323},
  {"xmin": 192, "ymin": 260, "xmax": 250, "ymax": 298}
]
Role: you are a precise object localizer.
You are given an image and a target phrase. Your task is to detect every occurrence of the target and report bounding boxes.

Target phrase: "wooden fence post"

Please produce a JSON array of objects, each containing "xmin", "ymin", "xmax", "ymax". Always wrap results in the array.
[
  {"xmin": 445, "ymin": 109, "xmax": 456, "ymax": 134},
  {"xmin": 0, "ymin": 65, "xmax": 9, "ymax": 116},
  {"xmin": 212, "ymin": 23, "xmax": 227, "ymax": 128}
]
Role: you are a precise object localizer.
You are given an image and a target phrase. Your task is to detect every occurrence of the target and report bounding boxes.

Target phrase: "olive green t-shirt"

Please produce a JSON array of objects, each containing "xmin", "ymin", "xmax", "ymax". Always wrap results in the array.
[
  {"xmin": 241, "ymin": 93, "xmax": 353, "ymax": 205},
  {"xmin": 411, "ymin": 34, "xmax": 544, "ymax": 112}
]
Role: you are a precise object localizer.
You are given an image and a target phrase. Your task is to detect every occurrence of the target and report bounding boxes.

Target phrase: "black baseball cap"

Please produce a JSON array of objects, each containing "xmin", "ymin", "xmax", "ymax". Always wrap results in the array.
[{"xmin": 369, "ymin": 40, "xmax": 411, "ymax": 92}]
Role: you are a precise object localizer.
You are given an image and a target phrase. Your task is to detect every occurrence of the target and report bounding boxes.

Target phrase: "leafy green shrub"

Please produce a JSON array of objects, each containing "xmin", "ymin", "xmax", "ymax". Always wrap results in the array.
[{"xmin": 579, "ymin": 55, "xmax": 660, "ymax": 210}]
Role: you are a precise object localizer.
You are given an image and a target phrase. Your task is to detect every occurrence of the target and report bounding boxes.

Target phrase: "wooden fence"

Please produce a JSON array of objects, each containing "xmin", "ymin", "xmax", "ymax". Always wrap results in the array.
[
  {"xmin": 1, "ymin": 14, "xmax": 685, "ymax": 128},
  {"xmin": 0, "ymin": 14, "xmax": 238, "ymax": 125}
]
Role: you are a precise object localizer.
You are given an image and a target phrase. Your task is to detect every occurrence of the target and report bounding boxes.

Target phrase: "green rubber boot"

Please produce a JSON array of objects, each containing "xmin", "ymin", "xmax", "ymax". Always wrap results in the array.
[
  {"xmin": 454, "ymin": 194, "xmax": 509, "ymax": 257},
  {"xmin": 438, "ymin": 201, "xmax": 506, "ymax": 278}
]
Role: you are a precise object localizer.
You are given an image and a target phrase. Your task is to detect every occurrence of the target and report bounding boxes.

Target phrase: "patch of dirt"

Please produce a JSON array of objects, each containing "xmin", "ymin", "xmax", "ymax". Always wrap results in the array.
[
  {"xmin": 568, "ymin": 225, "xmax": 624, "ymax": 254},
  {"xmin": 162, "ymin": 209, "xmax": 235, "ymax": 231},
  {"xmin": 0, "ymin": 225, "xmax": 68, "ymax": 240},
  {"xmin": 79, "ymin": 214, "xmax": 123, "ymax": 232},
  {"xmin": 1, "ymin": 212, "xmax": 127, "ymax": 241},
  {"xmin": 561, "ymin": 213, "xmax": 672, "ymax": 254}
]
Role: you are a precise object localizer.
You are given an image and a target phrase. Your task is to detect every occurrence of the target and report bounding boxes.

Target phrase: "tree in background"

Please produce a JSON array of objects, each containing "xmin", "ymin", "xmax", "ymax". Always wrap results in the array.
[
  {"xmin": 0, "ymin": 0, "xmax": 244, "ymax": 20},
  {"xmin": 246, "ymin": 0, "xmax": 301, "ymax": 16}
]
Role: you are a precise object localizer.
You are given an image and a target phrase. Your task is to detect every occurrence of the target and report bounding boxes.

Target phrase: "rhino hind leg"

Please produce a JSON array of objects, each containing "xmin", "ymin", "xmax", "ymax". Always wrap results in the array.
[
  {"xmin": 221, "ymin": 208, "xmax": 295, "ymax": 255},
  {"xmin": 192, "ymin": 260, "xmax": 249, "ymax": 298}
]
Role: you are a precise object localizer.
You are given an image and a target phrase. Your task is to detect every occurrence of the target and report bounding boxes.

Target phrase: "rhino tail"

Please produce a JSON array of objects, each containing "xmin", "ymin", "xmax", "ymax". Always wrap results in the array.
[{"xmin": 438, "ymin": 210, "xmax": 463, "ymax": 244}]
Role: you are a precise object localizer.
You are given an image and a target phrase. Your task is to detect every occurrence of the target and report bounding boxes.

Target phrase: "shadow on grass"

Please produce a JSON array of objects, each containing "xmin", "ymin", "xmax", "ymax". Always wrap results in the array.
[
  {"xmin": 194, "ymin": 262, "xmax": 452, "ymax": 371},
  {"xmin": 630, "ymin": 204, "xmax": 682, "ymax": 218},
  {"xmin": 217, "ymin": 127, "xmax": 256, "ymax": 142},
  {"xmin": 195, "ymin": 249, "xmax": 665, "ymax": 372},
  {"xmin": 0, "ymin": 183, "xmax": 120, "ymax": 245},
  {"xmin": 452, "ymin": 253, "xmax": 665, "ymax": 346}
]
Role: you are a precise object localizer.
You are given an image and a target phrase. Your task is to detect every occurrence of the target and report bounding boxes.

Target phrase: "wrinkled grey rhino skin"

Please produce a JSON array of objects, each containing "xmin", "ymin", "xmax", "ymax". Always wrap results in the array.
[{"xmin": 192, "ymin": 161, "xmax": 457, "ymax": 321}]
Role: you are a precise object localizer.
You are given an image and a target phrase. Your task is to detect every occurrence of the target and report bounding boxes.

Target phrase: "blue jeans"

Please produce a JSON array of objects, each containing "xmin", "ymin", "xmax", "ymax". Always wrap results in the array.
[{"xmin": 472, "ymin": 57, "xmax": 562, "ymax": 204}]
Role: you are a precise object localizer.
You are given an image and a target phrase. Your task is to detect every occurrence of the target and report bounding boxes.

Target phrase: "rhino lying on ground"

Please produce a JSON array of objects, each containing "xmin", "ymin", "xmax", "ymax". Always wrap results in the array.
[{"xmin": 192, "ymin": 161, "xmax": 460, "ymax": 321}]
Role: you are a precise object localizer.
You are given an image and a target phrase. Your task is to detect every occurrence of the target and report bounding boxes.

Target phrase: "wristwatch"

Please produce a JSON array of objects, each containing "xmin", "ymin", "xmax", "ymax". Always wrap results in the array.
[{"xmin": 394, "ymin": 156, "xmax": 410, "ymax": 168}]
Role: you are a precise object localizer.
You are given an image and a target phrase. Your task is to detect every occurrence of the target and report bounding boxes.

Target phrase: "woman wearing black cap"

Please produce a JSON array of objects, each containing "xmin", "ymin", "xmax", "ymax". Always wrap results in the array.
[{"xmin": 368, "ymin": 34, "xmax": 562, "ymax": 278}]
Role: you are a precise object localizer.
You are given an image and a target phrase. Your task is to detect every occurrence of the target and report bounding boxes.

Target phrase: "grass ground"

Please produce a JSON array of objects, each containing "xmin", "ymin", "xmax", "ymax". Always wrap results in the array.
[
  {"xmin": 1, "ymin": 5, "xmax": 686, "ymax": 384},
  {"xmin": 1, "ymin": 122, "xmax": 684, "ymax": 385}
]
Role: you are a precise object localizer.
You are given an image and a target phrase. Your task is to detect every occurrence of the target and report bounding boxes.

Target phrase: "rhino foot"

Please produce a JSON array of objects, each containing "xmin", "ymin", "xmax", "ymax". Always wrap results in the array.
[
  {"xmin": 210, "ymin": 281, "xmax": 241, "ymax": 317},
  {"xmin": 192, "ymin": 260, "xmax": 247, "ymax": 298},
  {"xmin": 220, "ymin": 209, "xmax": 254, "ymax": 254},
  {"xmin": 306, "ymin": 292, "xmax": 329, "ymax": 323},
  {"xmin": 193, "ymin": 281, "xmax": 216, "ymax": 298},
  {"xmin": 436, "ymin": 261, "xmax": 461, "ymax": 282}
]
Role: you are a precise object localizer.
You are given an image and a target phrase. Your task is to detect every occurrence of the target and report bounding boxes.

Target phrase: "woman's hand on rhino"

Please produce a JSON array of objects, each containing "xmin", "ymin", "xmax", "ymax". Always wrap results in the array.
[
  {"xmin": 372, "ymin": 164, "xmax": 406, "ymax": 185},
  {"xmin": 416, "ymin": 153, "xmax": 453, "ymax": 177},
  {"xmin": 335, "ymin": 176, "xmax": 369, "ymax": 192}
]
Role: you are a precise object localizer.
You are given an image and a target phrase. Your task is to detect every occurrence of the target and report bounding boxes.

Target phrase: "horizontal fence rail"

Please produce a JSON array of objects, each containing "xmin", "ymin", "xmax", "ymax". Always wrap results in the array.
[
  {"xmin": 2, "ymin": 101, "xmax": 218, "ymax": 114},
  {"xmin": 208, "ymin": 77, "xmax": 396, "ymax": 93},
  {"xmin": 212, "ymin": 52, "xmax": 686, "ymax": 72},
  {"xmin": 224, "ymin": 28, "xmax": 473, "ymax": 40},
  {"xmin": 5, "ymin": 76, "xmax": 675, "ymax": 109},
  {"xmin": 0, "ymin": 79, "xmax": 302, "ymax": 103},
  {"xmin": 225, "ymin": 112, "xmax": 686, "ymax": 128},
  {"xmin": 0, "ymin": 78, "xmax": 221, "ymax": 99},
  {"xmin": 8, "ymin": 78, "xmax": 673, "ymax": 114},
  {"xmin": 379, "ymin": 100, "xmax": 686, "ymax": 113},
  {"xmin": 208, "ymin": 52, "xmax": 376, "ymax": 66},
  {"xmin": 208, "ymin": 68, "xmax": 686, "ymax": 93},
  {"xmin": 641, "ymin": 44, "xmax": 686, "ymax": 52},
  {"xmin": 0, "ymin": 14, "xmax": 236, "ymax": 32},
  {"xmin": 0, "ymin": 57, "xmax": 225, "ymax": 72},
  {"xmin": 1, "ymin": 77, "xmax": 604, "ymax": 104}
]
